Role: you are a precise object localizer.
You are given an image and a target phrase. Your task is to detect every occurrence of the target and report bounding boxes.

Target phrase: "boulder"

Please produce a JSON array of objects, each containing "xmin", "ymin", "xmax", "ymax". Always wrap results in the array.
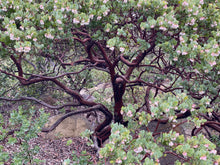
[{"xmin": 43, "ymin": 114, "xmax": 90, "ymax": 139}]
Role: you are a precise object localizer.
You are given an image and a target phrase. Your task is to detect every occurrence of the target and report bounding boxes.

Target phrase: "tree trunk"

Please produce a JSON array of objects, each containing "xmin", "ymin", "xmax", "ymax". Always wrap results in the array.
[{"xmin": 112, "ymin": 76, "xmax": 126, "ymax": 124}]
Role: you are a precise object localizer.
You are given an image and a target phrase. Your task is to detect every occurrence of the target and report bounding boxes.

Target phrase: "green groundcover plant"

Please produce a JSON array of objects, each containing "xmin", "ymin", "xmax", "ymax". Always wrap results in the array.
[{"xmin": 0, "ymin": 106, "xmax": 48, "ymax": 164}]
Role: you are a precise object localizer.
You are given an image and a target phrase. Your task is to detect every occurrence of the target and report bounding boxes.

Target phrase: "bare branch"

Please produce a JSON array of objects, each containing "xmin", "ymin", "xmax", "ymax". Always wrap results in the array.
[
  {"xmin": 0, "ymin": 96, "xmax": 79, "ymax": 109},
  {"xmin": 41, "ymin": 104, "xmax": 113, "ymax": 135}
]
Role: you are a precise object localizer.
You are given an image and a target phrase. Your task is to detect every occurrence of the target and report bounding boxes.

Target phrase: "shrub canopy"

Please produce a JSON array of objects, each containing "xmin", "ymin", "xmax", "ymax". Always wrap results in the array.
[{"xmin": 0, "ymin": 0, "xmax": 220, "ymax": 164}]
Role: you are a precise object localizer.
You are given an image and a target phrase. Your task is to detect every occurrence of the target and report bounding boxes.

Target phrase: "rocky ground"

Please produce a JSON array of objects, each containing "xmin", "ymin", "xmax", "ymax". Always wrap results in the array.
[{"xmin": 2, "ymin": 135, "xmax": 97, "ymax": 165}]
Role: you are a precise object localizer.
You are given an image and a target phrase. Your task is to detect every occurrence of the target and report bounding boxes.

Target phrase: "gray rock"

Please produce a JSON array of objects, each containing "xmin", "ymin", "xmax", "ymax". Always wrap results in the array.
[{"xmin": 43, "ymin": 114, "xmax": 91, "ymax": 139}]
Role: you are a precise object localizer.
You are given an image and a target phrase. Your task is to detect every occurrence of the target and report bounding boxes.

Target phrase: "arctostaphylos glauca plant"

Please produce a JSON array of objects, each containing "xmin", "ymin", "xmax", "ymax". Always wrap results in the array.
[{"xmin": 0, "ymin": 0, "xmax": 219, "ymax": 164}]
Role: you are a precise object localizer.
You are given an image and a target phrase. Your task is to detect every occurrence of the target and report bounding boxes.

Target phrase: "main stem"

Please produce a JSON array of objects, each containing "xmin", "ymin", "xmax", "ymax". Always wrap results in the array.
[{"xmin": 112, "ymin": 76, "xmax": 126, "ymax": 124}]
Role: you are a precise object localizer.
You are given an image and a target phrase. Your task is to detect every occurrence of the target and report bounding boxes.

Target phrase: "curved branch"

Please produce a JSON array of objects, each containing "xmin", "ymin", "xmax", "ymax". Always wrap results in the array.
[
  {"xmin": 124, "ymin": 42, "xmax": 156, "ymax": 79},
  {"xmin": 72, "ymin": 30, "xmax": 91, "ymax": 38},
  {"xmin": 164, "ymin": 151, "xmax": 189, "ymax": 162},
  {"xmin": 0, "ymin": 96, "xmax": 79, "ymax": 109},
  {"xmin": 29, "ymin": 65, "xmax": 89, "ymax": 79},
  {"xmin": 0, "ymin": 69, "xmax": 97, "ymax": 106},
  {"xmin": 118, "ymin": 76, "xmax": 183, "ymax": 94},
  {"xmin": 22, "ymin": 58, "xmax": 37, "ymax": 70},
  {"xmin": 41, "ymin": 104, "xmax": 113, "ymax": 134},
  {"xmin": 119, "ymin": 55, "xmax": 161, "ymax": 71},
  {"xmin": 204, "ymin": 121, "xmax": 220, "ymax": 132},
  {"xmin": 95, "ymin": 42, "xmax": 113, "ymax": 69},
  {"xmin": 192, "ymin": 121, "xmax": 220, "ymax": 136},
  {"xmin": 0, "ymin": 69, "xmax": 26, "ymax": 81}
]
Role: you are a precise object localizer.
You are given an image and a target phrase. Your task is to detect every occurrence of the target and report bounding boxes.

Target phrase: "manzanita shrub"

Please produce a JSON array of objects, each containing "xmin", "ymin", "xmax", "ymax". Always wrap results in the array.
[
  {"xmin": 0, "ymin": 0, "xmax": 220, "ymax": 164},
  {"xmin": 97, "ymin": 104, "xmax": 220, "ymax": 164}
]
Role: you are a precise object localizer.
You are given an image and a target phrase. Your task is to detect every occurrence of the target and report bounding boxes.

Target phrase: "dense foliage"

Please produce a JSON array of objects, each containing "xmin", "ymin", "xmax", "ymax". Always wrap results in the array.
[{"xmin": 0, "ymin": 0, "xmax": 220, "ymax": 164}]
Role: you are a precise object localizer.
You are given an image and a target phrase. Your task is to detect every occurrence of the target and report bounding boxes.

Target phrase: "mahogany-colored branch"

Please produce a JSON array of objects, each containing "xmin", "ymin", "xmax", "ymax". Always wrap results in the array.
[
  {"xmin": 164, "ymin": 151, "xmax": 189, "ymax": 162},
  {"xmin": 10, "ymin": 54, "xmax": 24, "ymax": 77},
  {"xmin": 119, "ymin": 55, "xmax": 162, "ymax": 72},
  {"xmin": 0, "ymin": 69, "xmax": 97, "ymax": 106},
  {"xmin": 192, "ymin": 121, "xmax": 220, "ymax": 136},
  {"xmin": 0, "ymin": 96, "xmax": 80, "ymax": 109},
  {"xmin": 41, "ymin": 104, "xmax": 112, "ymax": 132},
  {"xmin": 41, "ymin": 104, "xmax": 113, "ymax": 147},
  {"xmin": 0, "ymin": 69, "xmax": 26, "ymax": 81},
  {"xmin": 95, "ymin": 42, "xmax": 113, "ymax": 70},
  {"xmin": 29, "ymin": 65, "xmax": 89, "ymax": 79},
  {"xmin": 72, "ymin": 37, "xmax": 91, "ymax": 43},
  {"xmin": 72, "ymin": 30, "xmax": 91, "ymax": 38},
  {"xmin": 125, "ymin": 43, "xmax": 156, "ymax": 79},
  {"xmin": 119, "ymin": 76, "xmax": 183, "ymax": 94}
]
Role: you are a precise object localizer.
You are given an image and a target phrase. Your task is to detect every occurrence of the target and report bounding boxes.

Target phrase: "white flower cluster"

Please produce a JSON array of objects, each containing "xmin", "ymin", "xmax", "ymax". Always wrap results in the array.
[
  {"xmin": 57, "ymin": 19, "xmax": 62, "ymax": 24},
  {"xmin": 168, "ymin": 21, "xmax": 179, "ymax": 29},
  {"xmin": 72, "ymin": 7, "xmax": 109, "ymax": 26},
  {"xmin": 127, "ymin": 110, "xmax": 133, "ymax": 117},
  {"xmin": 189, "ymin": 18, "xmax": 195, "ymax": 26},
  {"xmin": 16, "ymin": 46, "xmax": 31, "ymax": 53},
  {"xmin": 103, "ymin": 9, "xmax": 110, "ymax": 16},
  {"xmin": 182, "ymin": 1, "xmax": 189, "ymax": 6},
  {"xmin": 45, "ymin": 33, "xmax": 54, "ymax": 39},
  {"xmin": 73, "ymin": 18, "xmax": 90, "ymax": 25},
  {"xmin": 159, "ymin": 26, "xmax": 167, "ymax": 31},
  {"xmin": 40, "ymin": 20, "xmax": 44, "ymax": 25},
  {"xmin": 134, "ymin": 146, "xmax": 143, "ymax": 153},
  {"xmin": 119, "ymin": 47, "xmax": 125, "ymax": 52},
  {"xmin": 15, "ymin": 16, "xmax": 22, "ymax": 20},
  {"xmin": 107, "ymin": 45, "xmax": 114, "ymax": 51},
  {"xmin": 9, "ymin": 33, "xmax": 20, "ymax": 41},
  {"xmin": 73, "ymin": 18, "xmax": 80, "ymax": 24},
  {"xmin": 40, "ymin": 4, "xmax": 44, "ymax": 10},
  {"xmin": 103, "ymin": 0, "xmax": 108, "ymax": 3},
  {"xmin": 115, "ymin": 159, "xmax": 122, "ymax": 164},
  {"xmin": 81, "ymin": 19, "xmax": 90, "ymax": 25}
]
